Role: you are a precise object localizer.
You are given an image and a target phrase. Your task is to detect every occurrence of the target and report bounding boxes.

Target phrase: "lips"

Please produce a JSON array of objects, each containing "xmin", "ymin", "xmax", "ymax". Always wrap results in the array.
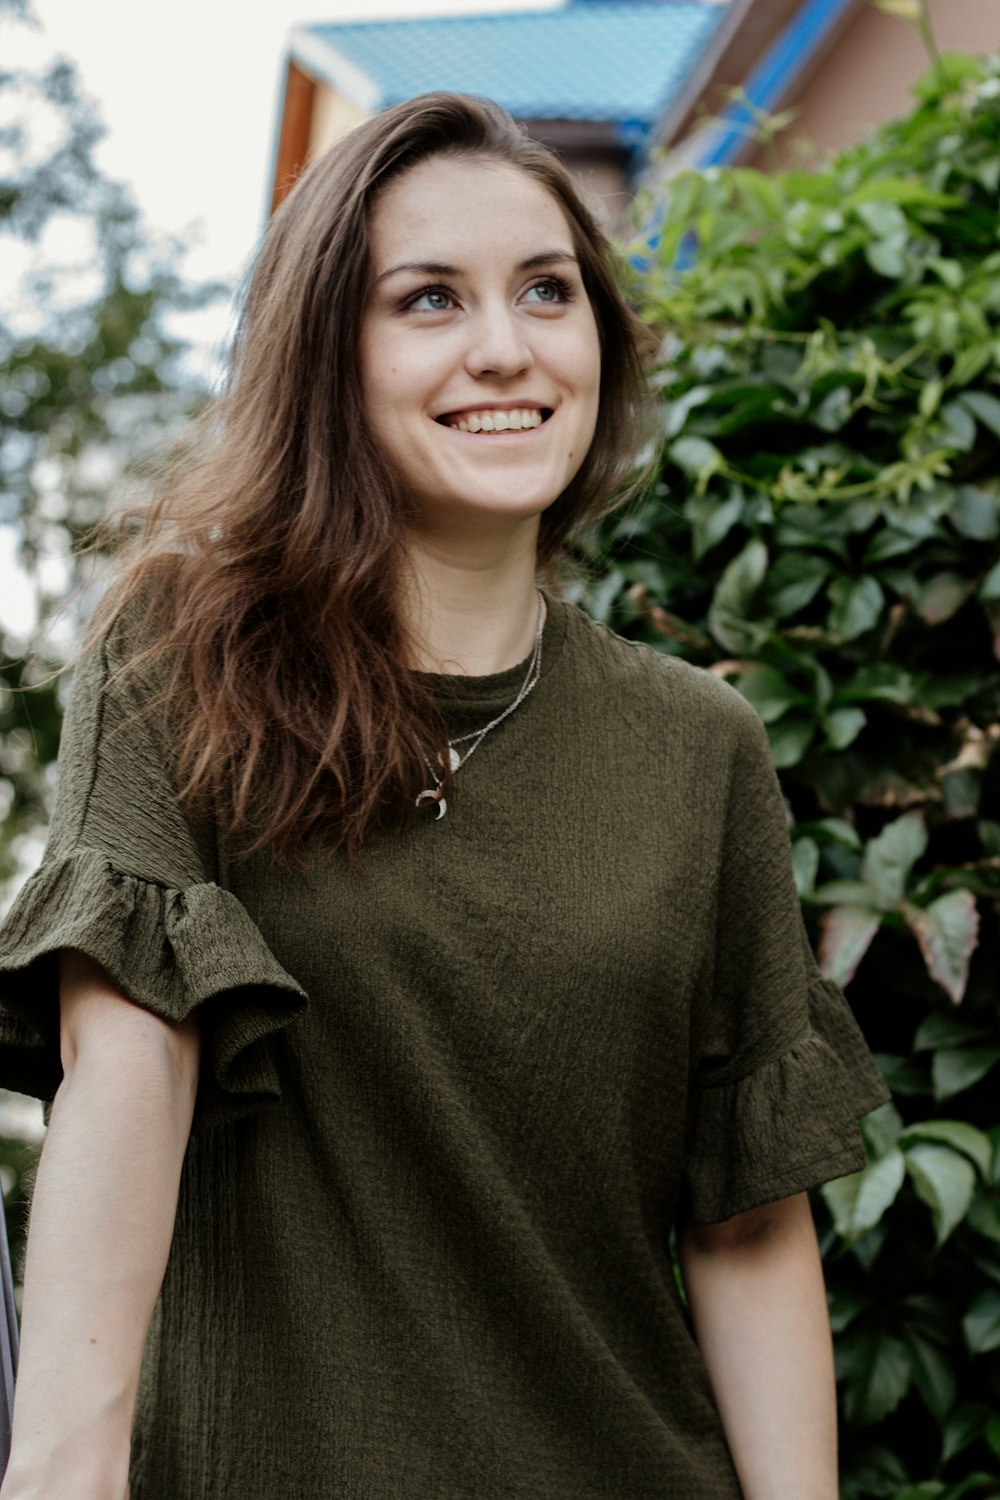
[{"xmin": 436, "ymin": 405, "xmax": 552, "ymax": 433}]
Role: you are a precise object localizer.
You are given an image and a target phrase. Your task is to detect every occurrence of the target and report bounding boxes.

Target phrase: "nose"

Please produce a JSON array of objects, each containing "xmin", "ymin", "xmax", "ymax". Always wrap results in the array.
[{"xmin": 464, "ymin": 302, "xmax": 533, "ymax": 381}]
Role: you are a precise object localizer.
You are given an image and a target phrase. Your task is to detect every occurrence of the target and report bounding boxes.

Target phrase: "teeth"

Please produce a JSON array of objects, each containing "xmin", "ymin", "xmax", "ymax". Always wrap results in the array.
[{"xmin": 446, "ymin": 407, "xmax": 544, "ymax": 433}]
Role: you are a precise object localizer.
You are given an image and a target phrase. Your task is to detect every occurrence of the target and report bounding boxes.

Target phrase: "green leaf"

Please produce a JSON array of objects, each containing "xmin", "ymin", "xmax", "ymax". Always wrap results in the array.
[
  {"xmin": 939, "ymin": 400, "xmax": 978, "ymax": 453},
  {"xmin": 822, "ymin": 1148, "xmax": 906, "ymax": 1242},
  {"xmin": 866, "ymin": 236, "xmax": 909, "ymax": 279},
  {"xmin": 965, "ymin": 1192, "xmax": 1000, "ymax": 1244},
  {"xmin": 670, "ymin": 435, "xmax": 723, "ymax": 486},
  {"xmin": 665, "ymin": 383, "xmax": 714, "ymax": 438},
  {"xmin": 765, "ymin": 712, "xmax": 814, "ymax": 769},
  {"xmin": 855, "ymin": 198, "xmax": 909, "ymax": 239},
  {"xmin": 839, "ymin": 1442, "xmax": 909, "ymax": 1498},
  {"xmin": 813, "ymin": 384, "xmax": 853, "ymax": 432},
  {"xmin": 812, "ymin": 880, "xmax": 879, "ymax": 907},
  {"xmin": 963, "ymin": 1290, "xmax": 1000, "ymax": 1355},
  {"xmin": 736, "ymin": 666, "xmax": 809, "ymax": 723},
  {"xmin": 850, "ymin": 175, "xmax": 962, "ymax": 208},
  {"xmin": 952, "ymin": 484, "xmax": 1000, "ymax": 541},
  {"xmin": 914, "ymin": 1013, "xmax": 991, "ymax": 1051},
  {"xmin": 919, "ymin": 378, "xmax": 943, "ymax": 420},
  {"xmin": 818, "ymin": 904, "xmax": 881, "ymax": 986},
  {"xmin": 873, "ymin": 1052, "xmax": 930, "ymax": 1097},
  {"xmin": 828, "ymin": 1285, "xmax": 870, "ymax": 1335},
  {"xmin": 827, "ymin": 575, "xmax": 885, "ymax": 640},
  {"xmin": 941, "ymin": 1403, "xmax": 993, "ymax": 1465},
  {"xmin": 707, "ymin": 538, "xmax": 769, "ymax": 653},
  {"xmin": 861, "ymin": 1101, "xmax": 904, "ymax": 1157},
  {"xmin": 793, "ymin": 817, "xmax": 860, "ymax": 849},
  {"xmin": 929, "ymin": 257, "xmax": 964, "ymax": 291},
  {"xmin": 791, "ymin": 836, "xmax": 819, "ymax": 897},
  {"xmin": 900, "ymin": 1121, "xmax": 994, "ymax": 1181},
  {"xmin": 987, "ymin": 1415, "xmax": 1000, "ymax": 1460},
  {"xmin": 902, "ymin": 890, "xmax": 980, "ymax": 1004},
  {"xmin": 905, "ymin": 1143, "xmax": 976, "ymax": 1246},
  {"xmin": 864, "ymin": 528, "xmax": 919, "ymax": 564},
  {"xmin": 923, "ymin": 671, "xmax": 990, "ymax": 709},
  {"xmin": 823, "ymin": 705, "xmax": 866, "ymax": 749},
  {"xmin": 835, "ymin": 664, "xmax": 916, "ymax": 704},
  {"xmin": 902, "ymin": 1326, "xmax": 957, "ymax": 1421},
  {"xmin": 761, "ymin": 551, "xmax": 832, "ymax": 619},
  {"xmin": 861, "ymin": 812, "xmax": 928, "ymax": 910},
  {"xmin": 684, "ymin": 486, "xmax": 744, "ymax": 561},
  {"xmin": 840, "ymin": 1323, "xmax": 912, "ymax": 1427},
  {"xmin": 960, "ymin": 390, "xmax": 1000, "ymax": 440},
  {"xmin": 933, "ymin": 1047, "xmax": 1000, "ymax": 1103},
  {"xmin": 917, "ymin": 572, "xmax": 972, "ymax": 625},
  {"xmin": 978, "ymin": 557, "xmax": 1000, "ymax": 602}
]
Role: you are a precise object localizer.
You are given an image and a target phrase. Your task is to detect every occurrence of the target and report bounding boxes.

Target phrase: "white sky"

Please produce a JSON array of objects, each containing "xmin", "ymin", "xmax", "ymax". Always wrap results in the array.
[
  {"xmin": 10, "ymin": 0, "xmax": 561, "ymax": 312},
  {"xmin": 0, "ymin": 0, "xmax": 565, "ymax": 638}
]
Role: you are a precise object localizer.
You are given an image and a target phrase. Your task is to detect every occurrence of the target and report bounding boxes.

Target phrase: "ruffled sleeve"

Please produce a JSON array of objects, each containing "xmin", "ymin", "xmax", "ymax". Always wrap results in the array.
[
  {"xmin": 683, "ymin": 697, "xmax": 889, "ymax": 1223},
  {"xmin": 0, "ymin": 606, "xmax": 307, "ymax": 1129}
]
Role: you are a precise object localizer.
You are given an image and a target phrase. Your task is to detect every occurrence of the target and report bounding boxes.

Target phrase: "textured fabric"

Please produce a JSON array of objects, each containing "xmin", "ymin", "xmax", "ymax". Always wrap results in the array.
[{"xmin": 0, "ymin": 595, "xmax": 888, "ymax": 1499}]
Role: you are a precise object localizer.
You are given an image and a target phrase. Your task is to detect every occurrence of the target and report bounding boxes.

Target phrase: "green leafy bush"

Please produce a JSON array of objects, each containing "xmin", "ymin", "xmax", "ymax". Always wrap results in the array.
[{"xmin": 584, "ymin": 50, "xmax": 1000, "ymax": 1496}]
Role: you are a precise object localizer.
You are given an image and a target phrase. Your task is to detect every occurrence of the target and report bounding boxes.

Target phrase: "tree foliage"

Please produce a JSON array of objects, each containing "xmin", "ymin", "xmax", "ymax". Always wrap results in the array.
[
  {"xmin": 0, "ymin": 4, "xmax": 218, "ymax": 1252},
  {"xmin": 580, "ymin": 49, "xmax": 1000, "ymax": 1494},
  {"xmin": 0, "ymin": 3, "xmax": 218, "ymax": 879}
]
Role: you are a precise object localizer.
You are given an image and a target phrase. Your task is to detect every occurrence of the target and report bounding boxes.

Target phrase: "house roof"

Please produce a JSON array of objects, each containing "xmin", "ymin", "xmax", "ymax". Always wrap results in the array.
[{"xmin": 289, "ymin": 3, "xmax": 731, "ymax": 143}]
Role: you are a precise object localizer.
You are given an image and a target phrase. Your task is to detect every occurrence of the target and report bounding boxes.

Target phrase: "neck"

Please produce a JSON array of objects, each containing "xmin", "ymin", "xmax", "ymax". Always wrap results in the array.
[{"xmin": 402, "ymin": 526, "xmax": 542, "ymax": 676}]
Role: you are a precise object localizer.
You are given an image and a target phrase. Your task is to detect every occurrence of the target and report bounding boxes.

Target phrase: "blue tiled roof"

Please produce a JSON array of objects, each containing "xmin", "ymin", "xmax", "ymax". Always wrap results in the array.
[{"xmin": 291, "ymin": 4, "xmax": 729, "ymax": 139}]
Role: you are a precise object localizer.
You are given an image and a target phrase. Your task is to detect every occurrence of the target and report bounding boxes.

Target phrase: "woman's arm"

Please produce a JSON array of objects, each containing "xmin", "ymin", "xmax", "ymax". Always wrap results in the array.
[
  {"xmin": 676, "ymin": 1191, "xmax": 838, "ymax": 1500},
  {"xmin": 0, "ymin": 950, "xmax": 199, "ymax": 1500}
]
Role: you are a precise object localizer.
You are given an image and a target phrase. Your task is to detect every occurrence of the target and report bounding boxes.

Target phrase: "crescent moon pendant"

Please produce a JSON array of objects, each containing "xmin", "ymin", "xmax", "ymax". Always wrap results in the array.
[{"xmin": 416, "ymin": 790, "xmax": 448, "ymax": 820}]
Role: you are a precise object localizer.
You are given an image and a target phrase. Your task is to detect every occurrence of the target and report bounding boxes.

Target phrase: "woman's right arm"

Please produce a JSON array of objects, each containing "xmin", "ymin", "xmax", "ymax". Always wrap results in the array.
[{"xmin": 0, "ymin": 949, "xmax": 199, "ymax": 1500}]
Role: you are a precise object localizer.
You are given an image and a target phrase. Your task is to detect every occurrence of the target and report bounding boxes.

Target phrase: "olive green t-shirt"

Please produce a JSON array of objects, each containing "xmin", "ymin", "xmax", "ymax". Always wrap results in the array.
[{"xmin": 0, "ymin": 595, "xmax": 887, "ymax": 1498}]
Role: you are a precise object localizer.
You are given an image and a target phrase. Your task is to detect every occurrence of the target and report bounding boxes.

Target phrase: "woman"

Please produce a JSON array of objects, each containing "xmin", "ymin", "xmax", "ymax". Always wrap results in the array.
[{"xmin": 0, "ymin": 93, "xmax": 887, "ymax": 1499}]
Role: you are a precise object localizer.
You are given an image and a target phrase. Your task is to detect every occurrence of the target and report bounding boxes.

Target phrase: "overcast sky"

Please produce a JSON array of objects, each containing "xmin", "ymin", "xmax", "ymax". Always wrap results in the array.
[
  {"xmin": 13, "ymin": 0, "xmax": 560, "ymax": 306},
  {"xmin": 0, "ymin": 1, "xmax": 570, "ymax": 632}
]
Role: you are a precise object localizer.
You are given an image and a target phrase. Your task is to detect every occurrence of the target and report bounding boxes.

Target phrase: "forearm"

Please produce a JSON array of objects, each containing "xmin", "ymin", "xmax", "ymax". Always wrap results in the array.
[
  {"xmin": 678, "ymin": 1192, "xmax": 837, "ymax": 1500},
  {"xmin": 1, "ymin": 967, "xmax": 198, "ymax": 1500}
]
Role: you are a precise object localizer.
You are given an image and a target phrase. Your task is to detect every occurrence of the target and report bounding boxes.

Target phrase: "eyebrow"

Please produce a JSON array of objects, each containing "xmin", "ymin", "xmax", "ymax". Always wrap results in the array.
[{"xmin": 373, "ymin": 250, "xmax": 579, "ymax": 287}]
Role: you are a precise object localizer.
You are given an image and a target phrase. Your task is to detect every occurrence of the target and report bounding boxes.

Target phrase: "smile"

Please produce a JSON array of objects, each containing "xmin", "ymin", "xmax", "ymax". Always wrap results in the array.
[{"xmin": 437, "ymin": 407, "xmax": 551, "ymax": 433}]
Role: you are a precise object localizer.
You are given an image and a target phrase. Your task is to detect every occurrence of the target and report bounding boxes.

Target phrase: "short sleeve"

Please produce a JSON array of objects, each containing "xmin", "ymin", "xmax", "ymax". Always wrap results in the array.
[
  {"xmin": 683, "ymin": 696, "xmax": 889, "ymax": 1222},
  {"xmin": 0, "ymin": 609, "xmax": 307, "ymax": 1129}
]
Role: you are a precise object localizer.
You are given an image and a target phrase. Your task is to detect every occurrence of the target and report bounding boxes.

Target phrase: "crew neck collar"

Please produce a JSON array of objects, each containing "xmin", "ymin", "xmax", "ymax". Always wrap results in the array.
[{"xmin": 414, "ymin": 590, "xmax": 568, "ymax": 713}]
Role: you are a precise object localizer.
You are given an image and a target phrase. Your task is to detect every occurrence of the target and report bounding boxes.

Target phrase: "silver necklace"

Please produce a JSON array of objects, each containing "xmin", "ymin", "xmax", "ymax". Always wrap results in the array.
[{"xmin": 415, "ymin": 593, "xmax": 545, "ymax": 821}]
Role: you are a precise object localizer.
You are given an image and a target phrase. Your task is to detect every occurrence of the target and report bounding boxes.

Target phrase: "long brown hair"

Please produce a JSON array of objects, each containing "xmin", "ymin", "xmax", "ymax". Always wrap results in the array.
[{"xmin": 98, "ymin": 92, "xmax": 650, "ymax": 864}]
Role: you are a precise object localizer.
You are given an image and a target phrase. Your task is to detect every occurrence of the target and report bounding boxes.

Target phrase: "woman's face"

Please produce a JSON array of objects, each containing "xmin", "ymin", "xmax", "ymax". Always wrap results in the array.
[{"xmin": 359, "ymin": 154, "xmax": 602, "ymax": 536}]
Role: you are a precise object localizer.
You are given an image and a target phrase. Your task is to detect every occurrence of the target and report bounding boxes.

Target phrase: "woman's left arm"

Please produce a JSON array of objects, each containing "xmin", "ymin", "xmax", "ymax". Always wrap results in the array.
[{"xmin": 676, "ymin": 1191, "xmax": 838, "ymax": 1500}]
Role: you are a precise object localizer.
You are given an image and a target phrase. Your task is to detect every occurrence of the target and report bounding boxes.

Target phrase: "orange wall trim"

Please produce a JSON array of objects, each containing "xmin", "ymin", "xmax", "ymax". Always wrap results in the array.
[{"xmin": 271, "ymin": 61, "xmax": 317, "ymax": 214}]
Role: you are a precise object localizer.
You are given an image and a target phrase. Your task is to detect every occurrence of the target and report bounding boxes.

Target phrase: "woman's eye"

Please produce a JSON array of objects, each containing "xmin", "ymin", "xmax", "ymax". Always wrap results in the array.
[
  {"xmin": 409, "ymin": 288, "xmax": 455, "ymax": 312},
  {"xmin": 522, "ymin": 278, "xmax": 570, "ymax": 305}
]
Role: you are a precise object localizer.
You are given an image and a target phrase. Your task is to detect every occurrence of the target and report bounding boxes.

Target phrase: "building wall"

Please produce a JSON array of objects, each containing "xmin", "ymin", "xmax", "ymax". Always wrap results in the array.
[
  {"xmin": 308, "ymin": 85, "xmax": 370, "ymax": 162},
  {"xmin": 301, "ymin": 84, "xmax": 630, "ymax": 216},
  {"xmin": 780, "ymin": 0, "xmax": 999, "ymax": 161},
  {"xmin": 562, "ymin": 157, "xmax": 630, "ymax": 224}
]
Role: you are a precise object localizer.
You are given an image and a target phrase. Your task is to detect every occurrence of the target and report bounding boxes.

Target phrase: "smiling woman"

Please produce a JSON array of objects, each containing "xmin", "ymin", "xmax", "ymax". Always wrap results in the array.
[
  {"xmin": 361, "ymin": 156, "xmax": 602, "ymax": 552},
  {"xmin": 0, "ymin": 93, "xmax": 887, "ymax": 1500}
]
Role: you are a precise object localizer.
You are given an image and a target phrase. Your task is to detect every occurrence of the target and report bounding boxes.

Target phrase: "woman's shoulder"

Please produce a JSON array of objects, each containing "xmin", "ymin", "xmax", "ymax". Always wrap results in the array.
[
  {"xmin": 556, "ymin": 596, "xmax": 766, "ymax": 751},
  {"xmin": 95, "ymin": 553, "xmax": 184, "ymax": 662}
]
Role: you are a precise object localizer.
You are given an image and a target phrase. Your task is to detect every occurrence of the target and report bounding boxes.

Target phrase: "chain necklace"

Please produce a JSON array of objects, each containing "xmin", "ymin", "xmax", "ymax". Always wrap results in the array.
[{"xmin": 415, "ymin": 593, "xmax": 545, "ymax": 821}]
